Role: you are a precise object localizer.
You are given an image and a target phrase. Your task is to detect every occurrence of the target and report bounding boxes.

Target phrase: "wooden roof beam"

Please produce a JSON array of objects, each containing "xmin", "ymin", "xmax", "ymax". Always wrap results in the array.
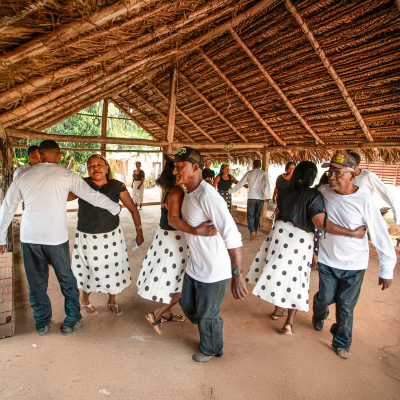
[
  {"xmin": 0, "ymin": 0, "xmax": 153, "ymax": 66},
  {"xmin": 284, "ymin": 0, "xmax": 374, "ymax": 142},
  {"xmin": 200, "ymin": 50, "xmax": 285, "ymax": 146},
  {"xmin": 178, "ymin": 71, "xmax": 249, "ymax": 143},
  {"xmin": 229, "ymin": 28, "xmax": 324, "ymax": 145},
  {"xmin": 125, "ymin": 89, "xmax": 193, "ymax": 142},
  {"xmin": 145, "ymin": 80, "xmax": 215, "ymax": 142}
]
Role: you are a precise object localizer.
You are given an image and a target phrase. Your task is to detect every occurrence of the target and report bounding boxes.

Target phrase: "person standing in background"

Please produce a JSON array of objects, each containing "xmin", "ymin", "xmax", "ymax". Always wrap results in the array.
[
  {"xmin": 13, "ymin": 145, "xmax": 41, "ymax": 179},
  {"xmin": 0, "ymin": 140, "xmax": 121, "ymax": 336},
  {"xmin": 202, "ymin": 160, "xmax": 215, "ymax": 185},
  {"xmin": 349, "ymin": 152, "xmax": 400, "ymax": 225},
  {"xmin": 132, "ymin": 161, "xmax": 145, "ymax": 210},
  {"xmin": 213, "ymin": 164, "xmax": 238, "ymax": 213},
  {"xmin": 229, "ymin": 159, "xmax": 270, "ymax": 240},
  {"xmin": 272, "ymin": 162, "xmax": 295, "ymax": 203}
]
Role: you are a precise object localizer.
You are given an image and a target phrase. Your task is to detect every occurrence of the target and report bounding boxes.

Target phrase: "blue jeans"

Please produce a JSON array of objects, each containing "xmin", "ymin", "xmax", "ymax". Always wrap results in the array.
[
  {"xmin": 21, "ymin": 241, "xmax": 81, "ymax": 330},
  {"xmin": 313, "ymin": 262, "xmax": 365, "ymax": 350},
  {"xmin": 247, "ymin": 199, "xmax": 264, "ymax": 233},
  {"xmin": 180, "ymin": 273, "xmax": 229, "ymax": 357}
]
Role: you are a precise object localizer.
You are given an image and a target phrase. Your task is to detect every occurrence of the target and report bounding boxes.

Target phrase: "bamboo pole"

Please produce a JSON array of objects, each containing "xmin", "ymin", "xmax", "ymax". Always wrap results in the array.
[
  {"xmin": 146, "ymin": 80, "xmax": 215, "ymax": 143},
  {"xmin": 284, "ymin": 0, "xmax": 374, "ymax": 142},
  {"xmin": 14, "ymin": 144, "xmax": 162, "ymax": 153},
  {"xmin": 127, "ymin": 89, "xmax": 192, "ymax": 142},
  {"xmin": 165, "ymin": 67, "xmax": 178, "ymax": 153},
  {"xmin": 229, "ymin": 28, "xmax": 325, "ymax": 145},
  {"xmin": 201, "ymin": 50, "xmax": 285, "ymax": 146},
  {"xmin": 0, "ymin": 0, "xmax": 276, "ymax": 109},
  {"xmin": 178, "ymin": 71, "xmax": 249, "ymax": 143},
  {"xmin": 0, "ymin": 0, "xmax": 153, "ymax": 66},
  {"xmin": 101, "ymin": 99, "xmax": 109, "ymax": 157}
]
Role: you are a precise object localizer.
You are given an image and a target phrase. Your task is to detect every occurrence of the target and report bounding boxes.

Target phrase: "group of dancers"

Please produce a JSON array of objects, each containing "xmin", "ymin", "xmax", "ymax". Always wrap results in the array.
[{"xmin": 0, "ymin": 141, "xmax": 396, "ymax": 361}]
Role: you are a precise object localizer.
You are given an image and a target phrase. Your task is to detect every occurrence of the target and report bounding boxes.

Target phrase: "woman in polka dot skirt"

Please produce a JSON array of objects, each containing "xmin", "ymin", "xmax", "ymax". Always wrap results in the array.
[
  {"xmin": 246, "ymin": 161, "xmax": 365, "ymax": 334},
  {"xmin": 70, "ymin": 155, "xmax": 144, "ymax": 317},
  {"xmin": 137, "ymin": 156, "xmax": 217, "ymax": 334}
]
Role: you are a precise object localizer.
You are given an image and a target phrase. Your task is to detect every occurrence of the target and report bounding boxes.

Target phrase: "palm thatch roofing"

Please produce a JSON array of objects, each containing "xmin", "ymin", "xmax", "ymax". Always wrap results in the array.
[{"xmin": 1, "ymin": 0, "xmax": 400, "ymax": 164}]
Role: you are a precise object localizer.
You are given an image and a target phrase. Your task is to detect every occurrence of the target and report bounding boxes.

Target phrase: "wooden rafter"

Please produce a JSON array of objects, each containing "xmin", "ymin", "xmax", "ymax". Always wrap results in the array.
[
  {"xmin": 201, "ymin": 50, "xmax": 285, "ymax": 146},
  {"xmin": 166, "ymin": 68, "xmax": 178, "ymax": 150},
  {"xmin": 14, "ymin": 145, "xmax": 162, "ymax": 154},
  {"xmin": 126, "ymin": 88, "xmax": 193, "ymax": 142},
  {"xmin": 284, "ymin": 0, "xmax": 374, "ymax": 142},
  {"xmin": 146, "ymin": 80, "xmax": 215, "ymax": 142},
  {"xmin": 229, "ymin": 28, "xmax": 324, "ymax": 145},
  {"xmin": 178, "ymin": 71, "xmax": 248, "ymax": 143}
]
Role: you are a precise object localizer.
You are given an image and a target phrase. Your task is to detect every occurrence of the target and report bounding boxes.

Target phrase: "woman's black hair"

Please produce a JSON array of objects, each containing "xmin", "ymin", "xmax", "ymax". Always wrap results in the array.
[
  {"xmin": 285, "ymin": 161, "xmax": 296, "ymax": 172},
  {"xmin": 290, "ymin": 161, "xmax": 317, "ymax": 190},
  {"xmin": 156, "ymin": 156, "xmax": 176, "ymax": 189},
  {"xmin": 218, "ymin": 163, "xmax": 228, "ymax": 176}
]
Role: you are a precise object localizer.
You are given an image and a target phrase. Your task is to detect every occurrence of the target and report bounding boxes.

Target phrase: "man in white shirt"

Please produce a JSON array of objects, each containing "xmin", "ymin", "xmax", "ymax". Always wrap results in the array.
[
  {"xmin": 313, "ymin": 153, "xmax": 396, "ymax": 359},
  {"xmin": 13, "ymin": 145, "xmax": 41, "ymax": 179},
  {"xmin": 0, "ymin": 140, "xmax": 121, "ymax": 336},
  {"xmin": 173, "ymin": 147, "xmax": 248, "ymax": 363},
  {"xmin": 349, "ymin": 152, "xmax": 400, "ymax": 225},
  {"xmin": 229, "ymin": 159, "xmax": 270, "ymax": 240}
]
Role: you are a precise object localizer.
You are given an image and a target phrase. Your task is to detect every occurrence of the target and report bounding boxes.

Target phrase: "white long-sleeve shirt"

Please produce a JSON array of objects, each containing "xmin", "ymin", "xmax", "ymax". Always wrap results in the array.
[
  {"xmin": 182, "ymin": 181, "xmax": 243, "ymax": 283},
  {"xmin": 353, "ymin": 169, "xmax": 400, "ymax": 225},
  {"xmin": 318, "ymin": 185, "xmax": 396, "ymax": 279},
  {"xmin": 13, "ymin": 162, "xmax": 31, "ymax": 179},
  {"xmin": 228, "ymin": 168, "xmax": 271, "ymax": 200},
  {"xmin": 0, "ymin": 163, "xmax": 121, "ymax": 246}
]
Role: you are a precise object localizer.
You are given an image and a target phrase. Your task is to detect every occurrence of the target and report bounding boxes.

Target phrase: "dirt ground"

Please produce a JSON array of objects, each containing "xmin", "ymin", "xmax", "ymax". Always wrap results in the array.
[{"xmin": 1, "ymin": 205, "xmax": 399, "ymax": 400}]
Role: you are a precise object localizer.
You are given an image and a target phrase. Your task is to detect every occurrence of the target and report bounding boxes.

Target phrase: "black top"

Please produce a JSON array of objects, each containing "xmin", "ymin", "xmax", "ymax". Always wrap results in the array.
[
  {"xmin": 276, "ymin": 174, "xmax": 292, "ymax": 192},
  {"xmin": 159, "ymin": 188, "xmax": 177, "ymax": 231},
  {"xmin": 217, "ymin": 175, "xmax": 233, "ymax": 191},
  {"xmin": 202, "ymin": 168, "xmax": 215, "ymax": 180},
  {"xmin": 78, "ymin": 178, "xmax": 126, "ymax": 234},
  {"xmin": 133, "ymin": 169, "xmax": 145, "ymax": 181},
  {"xmin": 277, "ymin": 187, "xmax": 325, "ymax": 233}
]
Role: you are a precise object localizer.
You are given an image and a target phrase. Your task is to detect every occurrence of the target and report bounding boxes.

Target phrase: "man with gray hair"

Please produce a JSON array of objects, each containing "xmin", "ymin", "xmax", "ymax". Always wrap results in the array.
[
  {"xmin": 0, "ymin": 140, "xmax": 121, "ymax": 336},
  {"xmin": 313, "ymin": 153, "xmax": 396, "ymax": 359}
]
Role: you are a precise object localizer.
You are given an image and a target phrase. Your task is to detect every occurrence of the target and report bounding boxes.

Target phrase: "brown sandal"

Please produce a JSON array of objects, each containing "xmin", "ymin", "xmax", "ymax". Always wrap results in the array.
[
  {"xmin": 108, "ymin": 303, "xmax": 123, "ymax": 316},
  {"xmin": 80, "ymin": 302, "xmax": 98, "ymax": 317},
  {"xmin": 161, "ymin": 313, "xmax": 186, "ymax": 323}
]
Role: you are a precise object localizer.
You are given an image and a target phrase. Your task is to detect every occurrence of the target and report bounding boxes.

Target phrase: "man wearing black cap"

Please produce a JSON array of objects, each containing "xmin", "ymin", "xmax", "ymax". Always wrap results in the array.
[
  {"xmin": 13, "ymin": 145, "xmax": 41, "ymax": 179},
  {"xmin": 0, "ymin": 140, "xmax": 121, "ymax": 336},
  {"xmin": 174, "ymin": 146, "xmax": 248, "ymax": 363},
  {"xmin": 313, "ymin": 153, "xmax": 396, "ymax": 359}
]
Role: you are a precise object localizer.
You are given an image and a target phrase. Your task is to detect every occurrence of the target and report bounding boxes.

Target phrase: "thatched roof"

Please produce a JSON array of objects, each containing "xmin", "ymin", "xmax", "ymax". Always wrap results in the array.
[{"xmin": 1, "ymin": 0, "xmax": 400, "ymax": 163}]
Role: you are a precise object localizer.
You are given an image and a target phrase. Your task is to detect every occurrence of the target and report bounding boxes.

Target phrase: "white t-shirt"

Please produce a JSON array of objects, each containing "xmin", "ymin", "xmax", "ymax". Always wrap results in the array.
[
  {"xmin": 318, "ymin": 185, "xmax": 396, "ymax": 279},
  {"xmin": 229, "ymin": 169, "xmax": 271, "ymax": 200},
  {"xmin": 0, "ymin": 163, "xmax": 121, "ymax": 246},
  {"xmin": 182, "ymin": 181, "xmax": 243, "ymax": 283},
  {"xmin": 353, "ymin": 169, "xmax": 400, "ymax": 225},
  {"xmin": 13, "ymin": 162, "xmax": 31, "ymax": 179}
]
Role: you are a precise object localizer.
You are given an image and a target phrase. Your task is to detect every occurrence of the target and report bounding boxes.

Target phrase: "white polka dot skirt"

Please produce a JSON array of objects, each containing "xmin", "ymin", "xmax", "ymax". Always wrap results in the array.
[
  {"xmin": 71, "ymin": 226, "xmax": 131, "ymax": 295},
  {"xmin": 137, "ymin": 227, "xmax": 189, "ymax": 304},
  {"xmin": 246, "ymin": 220, "xmax": 313, "ymax": 312}
]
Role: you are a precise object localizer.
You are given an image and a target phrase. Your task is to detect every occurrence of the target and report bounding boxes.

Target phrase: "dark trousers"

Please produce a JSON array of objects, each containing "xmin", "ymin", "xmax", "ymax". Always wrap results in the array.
[
  {"xmin": 313, "ymin": 262, "xmax": 365, "ymax": 350},
  {"xmin": 180, "ymin": 273, "xmax": 229, "ymax": 357},
  {"xmin": 247, "ymin": 199, "xmax": 264, "ymax": 233},
  {"xmin": 21, "ymin": 241, "xmax": 81, "ymax": 330}
]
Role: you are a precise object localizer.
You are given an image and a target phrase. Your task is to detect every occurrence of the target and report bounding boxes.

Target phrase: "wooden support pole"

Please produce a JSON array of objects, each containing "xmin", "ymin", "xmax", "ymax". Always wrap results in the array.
[
  {"xmin": 101, "ymin": 98, "xmax": 109, "ymax": 157},
  {"xmin": 262, "ymin": 148, "xmax": 270, "ymax": 218},
  {"xmin": 284, "ymin": 0, "xmax": 374, "ymax": 142},
  {"xmin": 229, "ymin": 28, "xmax": 324, "ymax": 145},
  {"xmin": 165, "ymin": 68, "xmax": 178, "ymax": 153},
  {"xmin": 201, "ymin": 50, "xmax": 285, "ymax": 146},
  {"xmin": 14, "ymin": 145, "xmax": 162, "ymax": 153}
]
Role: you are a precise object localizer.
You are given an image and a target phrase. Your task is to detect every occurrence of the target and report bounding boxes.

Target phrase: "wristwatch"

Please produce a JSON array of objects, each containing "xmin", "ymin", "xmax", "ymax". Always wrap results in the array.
[
  {"xmin": 136, "ymin": 225, "xmax": 142, "ymax": 230},
  {"xmin": 232, "ymin": 268, "xmax": 242, "ymax": 275}
]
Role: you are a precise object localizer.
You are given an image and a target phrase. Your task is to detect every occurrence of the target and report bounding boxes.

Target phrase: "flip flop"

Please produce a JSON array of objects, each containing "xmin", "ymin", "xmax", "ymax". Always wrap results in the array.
[
  {"xmin": 146, "ymin": 312, "xmax": 162, "ymax": 335},
  {"xmin": 108, "ymin": 303, "xmax": 123, "ymax": 316},
  {"xmin": 161, "ymin": 313, "xmax": 186, "ymax": 323},
  {"xmin": 271, "ymin": 310, "xmax": 287, "ymax": 320},
  {"xmin": 280, "ymin": 322, "xmax": 293, "ymax": 335},
  {"xmin": 80, "ymin": 302, "xmax": 98, "ymax": 317}
]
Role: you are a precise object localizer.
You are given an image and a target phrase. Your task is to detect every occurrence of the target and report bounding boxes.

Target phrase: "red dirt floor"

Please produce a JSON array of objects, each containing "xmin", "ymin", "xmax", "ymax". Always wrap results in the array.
[{"xmin": 0, "ymin": 205, "xmax": 399, "ymax": 400}]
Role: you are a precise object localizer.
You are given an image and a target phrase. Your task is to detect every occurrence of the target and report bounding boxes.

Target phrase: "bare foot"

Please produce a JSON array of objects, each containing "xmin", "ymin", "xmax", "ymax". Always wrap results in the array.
[
  {"xmin": 250, "ymin": 232, "xmax": 256, "ymax": 241},
  {"xmin": 80, "ymin": 302, "xmax": 98, "ymax": 317},
  {"xmin": 146, "ymin": 312, "xmax": 162, "ymax": 335}
]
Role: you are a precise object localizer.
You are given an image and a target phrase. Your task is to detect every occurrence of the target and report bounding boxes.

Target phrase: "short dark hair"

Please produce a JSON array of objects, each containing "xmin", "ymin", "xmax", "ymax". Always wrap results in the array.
[
  {"xmin": 136, "ymin": 161, "xmax": 141, "ymax": 165},
  {"xmin": 253, "ymin": 159, "xmax": 261, "ymax": 168},
  {"xmin": 285, "ymin": 162, "xmax": 296, "ymax": 172},
  {"xmin": 39, "ymin": 140, "xmax": 60, "ymax": 154},
  {"xmin": 27, "ymin": 145, "xmax": 39, "ymax": 155},
  {"xmin": 156, "ymin": 156, "xmax": 176, "ymax": 189},
  {"xmin": 349, "ymin": 152, "xmax": 361, "ymax": 166},
  {"xmin": 290, "ymin": 161, "xmax": 317, "ymax": 190}
]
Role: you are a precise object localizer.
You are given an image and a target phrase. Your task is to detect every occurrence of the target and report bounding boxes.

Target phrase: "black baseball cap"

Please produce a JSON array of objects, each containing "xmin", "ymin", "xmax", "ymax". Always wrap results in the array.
[
  {"xmin": 174, "ymin": 147, "xmax": 204, "ymax": 169},
  {"xmin": 321, "ymin": 152, "xmax": 356, "ymax": 171}
]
